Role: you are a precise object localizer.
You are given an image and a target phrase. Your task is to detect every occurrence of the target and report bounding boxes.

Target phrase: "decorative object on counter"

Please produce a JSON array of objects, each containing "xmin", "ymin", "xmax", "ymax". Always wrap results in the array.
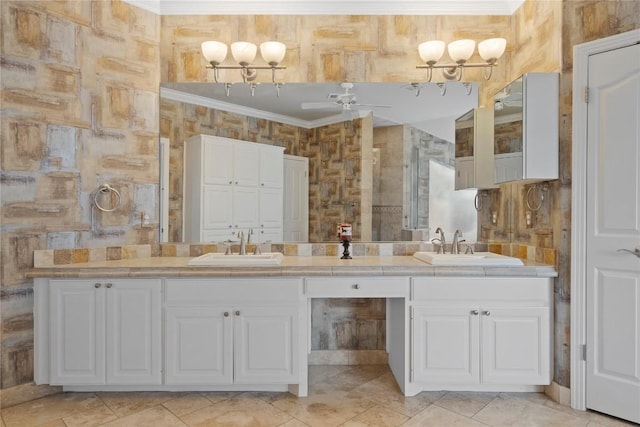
[
  {"xmin": 337, "ymin": 223, "xmax": 353, "ymax": 259},
  {"xmin": 201, "ymin": 40, "xmax": 286, "ymax": 87},
  {"xmin": 416, "ymin": 38, "xmax": 507, "ymax": 82}
]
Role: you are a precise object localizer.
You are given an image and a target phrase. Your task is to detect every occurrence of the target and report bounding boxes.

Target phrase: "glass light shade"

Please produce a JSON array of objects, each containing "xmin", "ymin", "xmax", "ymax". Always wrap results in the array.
[
  {"xmin": 418, "ymin": 40, "xmax": 445, "ymax": 65},
  {"xmin": 201, "ymin": 41, "xmax": 228, "ymax": 65},
  {"xmin": 260, "ymin": 41, "xmax": 286, "ymax": 66},
  {"xmin": 478, "ymin": 38, "xmax": 507, "ymax": 63},
  {"xmin": 447, "ymin": 39, "xmax": 476, "ymax": 63},
  {"xmin": 231, "ymin": 41, "xmax": 257, "ymax": 65}
]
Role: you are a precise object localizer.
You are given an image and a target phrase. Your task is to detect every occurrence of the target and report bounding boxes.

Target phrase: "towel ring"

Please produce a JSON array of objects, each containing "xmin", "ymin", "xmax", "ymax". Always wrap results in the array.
[
  {"xmin": 474, "ymin": 191, "xmax": 488, "ymax": 211},
  {"xmin": 93, "ymin": 184, "xmax": 121, "ymax": 212},
  {"xmin": 526, "ymin": 184, "xmax": 546, "ymax": 212}
]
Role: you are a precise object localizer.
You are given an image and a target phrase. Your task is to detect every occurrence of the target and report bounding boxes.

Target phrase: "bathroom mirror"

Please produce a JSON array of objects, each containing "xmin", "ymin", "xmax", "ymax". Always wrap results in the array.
[{"xmin": 160, "ymin": 82, "xmax": 481, "ymax": 243}]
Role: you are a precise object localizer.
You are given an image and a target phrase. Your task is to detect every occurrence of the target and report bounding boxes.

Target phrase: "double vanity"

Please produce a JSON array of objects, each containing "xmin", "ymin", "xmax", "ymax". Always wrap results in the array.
[{"xmin": 30, "ymin": 247, "xmax": 555, "ymax": 398}]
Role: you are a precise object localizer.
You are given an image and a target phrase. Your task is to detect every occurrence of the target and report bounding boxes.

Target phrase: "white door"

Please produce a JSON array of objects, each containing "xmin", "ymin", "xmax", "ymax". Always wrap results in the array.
[
  {"xmin": 586, "ymin": 42, "xmax": 640, "ymax": 423},
  {"xmin": 105, "ymin": 280, "xmax": 161, "ymax": 385},
  {"xmin": 233, "ymin": 306, "xmax": 298, "ymax": 384},
  {"xmin": 49, "ymin": 281, "xmax": 105, "ymax": 385},
  {"xmin": 283, "ymin": 155, "xmax": 309, "ymax": 242},
  {"xmin": 481, "ymin": 307, "xmax": 550, "ymax": 385},
  {"xmin": 159, "ymin": 137, "xmax": 170, "ymax": 242},
  {"xmin": 165, "ymin": 306, "xmax": 233, "ymax": 385},
  {"xmin": 411, "ymin": 306, "xmax": 479, "ymax": 384}
]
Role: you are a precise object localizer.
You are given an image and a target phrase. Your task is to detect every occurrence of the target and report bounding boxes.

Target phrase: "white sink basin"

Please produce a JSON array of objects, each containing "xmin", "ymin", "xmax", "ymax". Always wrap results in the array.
[
  {"xmin": 413, "ymin": 252, "xmax": 524, "ymax": 266},
  {"xmin": 188, "ymin": 252, "xmax": 284, "ymax": 266}
]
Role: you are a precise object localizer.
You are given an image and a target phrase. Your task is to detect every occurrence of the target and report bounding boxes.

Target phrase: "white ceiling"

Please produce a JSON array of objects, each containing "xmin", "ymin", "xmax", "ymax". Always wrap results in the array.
[{"xmin": 124, "ymin": 0, "xmax": 525, "ymax": 16}]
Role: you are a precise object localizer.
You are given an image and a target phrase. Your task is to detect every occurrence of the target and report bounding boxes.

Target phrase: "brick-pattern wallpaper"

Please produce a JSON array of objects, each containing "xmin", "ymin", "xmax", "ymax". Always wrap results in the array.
[{"xmin": 0, "ymin": 0, "xmax": 160, "ymax": 389}]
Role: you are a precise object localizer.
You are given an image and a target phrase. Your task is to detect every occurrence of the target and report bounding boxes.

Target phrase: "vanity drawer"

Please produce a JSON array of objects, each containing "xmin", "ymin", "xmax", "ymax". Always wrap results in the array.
[
  {"xmin": 411, "ymin": 277, "xmax": 552, "ymax": 306},
  {"xmin": 305, "ymin": 277, "xmax": 409, "ymax": 298},
  {"xmin": 165, "ymin": 278, "xmax": 302, "ymax": 305}
]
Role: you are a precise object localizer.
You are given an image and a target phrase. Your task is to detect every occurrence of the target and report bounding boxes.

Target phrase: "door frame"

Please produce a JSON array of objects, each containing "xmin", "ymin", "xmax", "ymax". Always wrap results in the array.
[{"xmin": 570, "ymin": 28, "xmax": 640, "ymax": 411}]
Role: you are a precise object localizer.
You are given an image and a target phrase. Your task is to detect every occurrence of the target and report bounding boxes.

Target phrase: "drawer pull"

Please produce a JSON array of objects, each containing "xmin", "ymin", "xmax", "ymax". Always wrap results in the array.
[
  {"xmin": 482, "ymin": 310, "xmax": 491, "ymax": 316},
  {"xmin": 470, "ymin": 309, "xmax": 479, "ymax": 315},
  {"xmin": 105, "ymin": 283, "xmax": 113, "ymax": 289},
  {"xmin": 224, "ymin": 312, "xmax": 229, "ymax": 317},
  {"xmin": 94, "ymin": 283, "xmax": 101, "ymax": 288},
  {"xmin": 352, "ymin": 284, "xmax": 360, "ymax": 290},
  {"xmin": 235, "ymin": 310, "xmax": 240, "ymax": 316}
]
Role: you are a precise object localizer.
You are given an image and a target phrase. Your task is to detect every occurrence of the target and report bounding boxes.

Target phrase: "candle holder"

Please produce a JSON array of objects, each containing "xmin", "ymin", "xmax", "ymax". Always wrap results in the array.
[{"xmin": 340, "ymin": 239, "xmax": 352, "ymax": 259}]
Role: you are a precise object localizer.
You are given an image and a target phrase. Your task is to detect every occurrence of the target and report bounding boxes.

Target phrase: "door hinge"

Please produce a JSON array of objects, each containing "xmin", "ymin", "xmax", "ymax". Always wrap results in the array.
[
  {"xmin": 584, "ymin": 87, "xmax": 590, "ymax": 103},
  {"xmin": 581, "ymin": 344, "xmax": 586, "ymax": 361}
]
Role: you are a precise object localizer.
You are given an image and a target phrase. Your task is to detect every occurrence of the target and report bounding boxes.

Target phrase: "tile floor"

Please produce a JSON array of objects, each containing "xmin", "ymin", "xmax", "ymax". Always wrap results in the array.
[{"xmin": 1, "ymin": 365, "xmax": 636, "ymax": 427}]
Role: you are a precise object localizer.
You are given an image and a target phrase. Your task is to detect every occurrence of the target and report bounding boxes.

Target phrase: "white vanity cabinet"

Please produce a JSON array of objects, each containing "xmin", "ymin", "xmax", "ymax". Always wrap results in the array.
[
  {"xmin": 164, "ymin": 278, "xmax": 303, "ymax": 386},
  {"xmin": 184, "ymin": 135, "xmax": 284, "ymax": 243},
  {"xmin": 45, "ymin": 279, "xmax": 161, "ymax": 386},
  {"xmin": 410, "ymin": 277, "xmax": 551, "ymax": 388}
]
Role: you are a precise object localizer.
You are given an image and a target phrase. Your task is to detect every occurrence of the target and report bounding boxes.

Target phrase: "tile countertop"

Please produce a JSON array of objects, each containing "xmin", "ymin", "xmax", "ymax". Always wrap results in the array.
[{"xmin": 27, "ymin": 256, "xmax": 558, "ymax": 278}]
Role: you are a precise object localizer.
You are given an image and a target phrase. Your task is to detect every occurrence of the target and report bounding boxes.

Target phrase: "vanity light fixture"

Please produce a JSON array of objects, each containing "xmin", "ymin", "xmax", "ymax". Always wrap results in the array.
[
  {"xmin": 416, "ymin": 38, "xmax": 506, "ymax": 82},
  {"xmin": 201, "ymin": 40, "xmax": 287, "ymax": 87}
]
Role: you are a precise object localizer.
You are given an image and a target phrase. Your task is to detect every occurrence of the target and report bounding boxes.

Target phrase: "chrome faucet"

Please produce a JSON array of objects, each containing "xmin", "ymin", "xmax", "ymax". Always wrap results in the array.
[
  {"xmin": 452, "ymin": 229, "xmax": 463, "ymax": 255},
  {"xmin": 238, "ymin": 230, "xmax": 247, "ymax": 255},
  {"xmin": 433, "ymin": 227, "xmax": 446, "ymax": 254}
]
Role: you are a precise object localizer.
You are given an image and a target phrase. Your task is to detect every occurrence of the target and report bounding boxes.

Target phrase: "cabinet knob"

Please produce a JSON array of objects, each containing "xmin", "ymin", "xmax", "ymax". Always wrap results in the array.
[
  {"xmin": 235, "ymin": 310, "xmax": 240, "ymax": 316},
  {"xmin": 261, "ymin": 183, "xmax": 264, "ymax": 186},
  {"xmin": 235, "ymin": 181, "xmax": 238, "ymax": 185},
  {"xmin": 352, "ymin": 284, "xmax": 360, "ymax": 290},
  {"xmin": 105, "ymin": 283, "xmax": 113, "ymax": 289},
  {"xmin": 229, "ymin": 181, "xmax": 233, "ymax": 184},
  {"xmin": 470, "ymin": 309, "xmax": 479, "ymax": 315},
  {"xmin": 224, "ymin": 312, "xmax": 229, "ymax": 317},
  {"xmin": 481, "ymin": 310, "xmax": 491, "ymax": 316},
  {"xmin": 94, "ymin": 283, "xmax": 101, "ymax": 288}
]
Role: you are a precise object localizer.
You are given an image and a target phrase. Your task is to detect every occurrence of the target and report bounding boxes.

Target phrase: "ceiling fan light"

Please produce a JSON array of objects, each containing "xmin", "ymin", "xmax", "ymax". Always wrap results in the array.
[
  {"xmin": 201, "ymin": 41, "xmax": 228, "ymax": 65},
  {"xmin": 447, "ymin": 39, "xmax": 476, "ymax": 64},
  {"xmin": 418, "ymin": 40, "xmax": 445, "ymax": 65},
  {"xmin": 231, "ymin": 41, "xmax": 257, "ymax": 66},
  {"xmin": 260, "ymin": 41, "xmax": 286, "ymax": 66},
  {"xmin": 478, "ymin": 38, "xmax": 507, "ymax": 64}
]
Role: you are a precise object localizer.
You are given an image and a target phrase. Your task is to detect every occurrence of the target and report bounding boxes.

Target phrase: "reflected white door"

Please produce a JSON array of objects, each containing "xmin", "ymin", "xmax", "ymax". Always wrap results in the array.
[
  {"xmin": 283, "ymin": 155, "xmax": 309, "ymax": 242},
  {"xmin": 586, "ymin": 41, "xmax": 640, "ymax": 424}
]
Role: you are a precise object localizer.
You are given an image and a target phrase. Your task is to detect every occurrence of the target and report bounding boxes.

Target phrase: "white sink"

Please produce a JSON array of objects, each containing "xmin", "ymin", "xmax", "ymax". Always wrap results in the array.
[
  {"xmin": 188, "ymin": 252, "xmax": 284, "ymax": 266},
  {"xmin": 413, "ymin": 252, "xmax": 524, "ymax": 266}
]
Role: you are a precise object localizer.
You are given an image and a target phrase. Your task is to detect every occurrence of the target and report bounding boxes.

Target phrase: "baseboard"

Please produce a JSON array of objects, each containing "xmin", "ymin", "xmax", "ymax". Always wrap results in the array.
[{"xmin": 544, "ymin": 381, "xmax": 571, "ymax": 405}]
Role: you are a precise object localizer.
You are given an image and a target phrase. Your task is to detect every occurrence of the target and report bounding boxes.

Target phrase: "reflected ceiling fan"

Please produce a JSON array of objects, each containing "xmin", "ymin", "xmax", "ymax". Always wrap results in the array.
[{"xmin": 301, "ymin": 82, "xmax": 391, "ymax": 111}]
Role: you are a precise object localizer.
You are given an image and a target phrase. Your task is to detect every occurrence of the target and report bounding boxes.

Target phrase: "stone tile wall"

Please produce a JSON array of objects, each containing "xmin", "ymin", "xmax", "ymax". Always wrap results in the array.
[{"xmin": 0, "ymin": 0, "xmax": 160, "ymax": 390}]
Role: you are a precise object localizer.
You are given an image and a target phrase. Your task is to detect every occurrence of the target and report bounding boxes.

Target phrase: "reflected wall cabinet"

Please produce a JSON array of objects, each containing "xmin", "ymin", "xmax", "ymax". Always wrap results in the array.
[
  {"xmin": 183, "ymin": 135, "xmax": 284, "ymax": 243},
  {"xmin": 493, "ymin": 73, "xmax": 559, "ymax": 184},
  {"xmin": 454, "ymin": 107, "xmax": 497, "ymax": 190}
]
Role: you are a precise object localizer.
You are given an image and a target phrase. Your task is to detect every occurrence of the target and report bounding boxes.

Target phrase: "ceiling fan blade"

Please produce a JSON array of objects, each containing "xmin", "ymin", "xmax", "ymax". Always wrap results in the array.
[
  {"xmin": 301, "ymin": 102, "xmax": 339, "ymax": 110},
  {"xmin": 353, "ymin": 103, "xmax": 392, "ymax": 108}
]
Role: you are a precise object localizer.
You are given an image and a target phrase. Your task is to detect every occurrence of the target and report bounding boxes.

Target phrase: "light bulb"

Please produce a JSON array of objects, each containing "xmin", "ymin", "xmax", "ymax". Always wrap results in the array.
[
  {"xmin": 418, "ymin": 40, "xmax": 445, "ymax": 65},
  {"xmin": 201, "ymin": 41, "xmax": 228, "ymax": 65},
  {"xmin": 231, "ymin": 41, "xmax": 257, "ymax": 66},
  {"xmin": 447, "ymin": 39, "xmax": 476, "ymax": 64},
  {"xmin": 260, "ymin": 41, "xmax": 286, "ymax": 66}
]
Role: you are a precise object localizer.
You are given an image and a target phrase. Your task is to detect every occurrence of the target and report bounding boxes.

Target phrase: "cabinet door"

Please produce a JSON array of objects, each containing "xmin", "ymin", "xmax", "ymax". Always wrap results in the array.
[
  {"xmin": 233, "ymin": 306, "xmax": 298, "ymax": 384},
  {"xmin": 455, "ymin": 157, "xmax": 474, "ymax": 190},
  {"xmin": 49, "ymin": 281, "xmax": 105, "ymax": 385},
  {"xmin": 233, "ymin": 143, "xmax": 260, "ymax": 187},
  {"xmin": 165, "ymin": 306, "xmax": 233, "ymax": 385},
  {"xmin": 203, "ymin": 185, "xmax": 233, "ymax": 230},
  {"xmin": 481, "ymin": 307, "xmax": 550, "ymax": 385},
  {"xmin": 204, "ymin": 138, "xmax": 234, "ymax": 185},
  {"xmin": 105, "ymin": 280, "xmax": 161, "ymax": 385},
  {"xmin": 412, "ymin": 306, "xmax": 479, "ymax": 384},
  {"xmin": 260, "ymin": 146, "xmax": 284, "ymax": 188},
  {"xmin": 259, "ymin": 227, "xmax": 283, "ymax": 243},
  {"xmin": 260, "ymin": 188, "xmax": 283, "ymax": 229},
  {"xmin": 233, "ymin": 186, "xmax": 260, "ymax": 229}
]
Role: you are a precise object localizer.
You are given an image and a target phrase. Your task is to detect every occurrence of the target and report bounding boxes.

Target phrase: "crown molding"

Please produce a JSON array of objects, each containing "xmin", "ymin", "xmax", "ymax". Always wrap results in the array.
[
  {"xmin": 159, "ymin": 87, "xmax": 356, "ymax": 129},
  {"xmin": 124, "ymin": 0, "xmax": 524, "ymax": 16}
]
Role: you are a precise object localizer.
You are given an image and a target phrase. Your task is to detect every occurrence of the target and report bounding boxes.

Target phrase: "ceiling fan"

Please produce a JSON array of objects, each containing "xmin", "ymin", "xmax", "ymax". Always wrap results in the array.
[{"xmin": 301, "ymin": 82, "xmax": 390, "ymax": 111}]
